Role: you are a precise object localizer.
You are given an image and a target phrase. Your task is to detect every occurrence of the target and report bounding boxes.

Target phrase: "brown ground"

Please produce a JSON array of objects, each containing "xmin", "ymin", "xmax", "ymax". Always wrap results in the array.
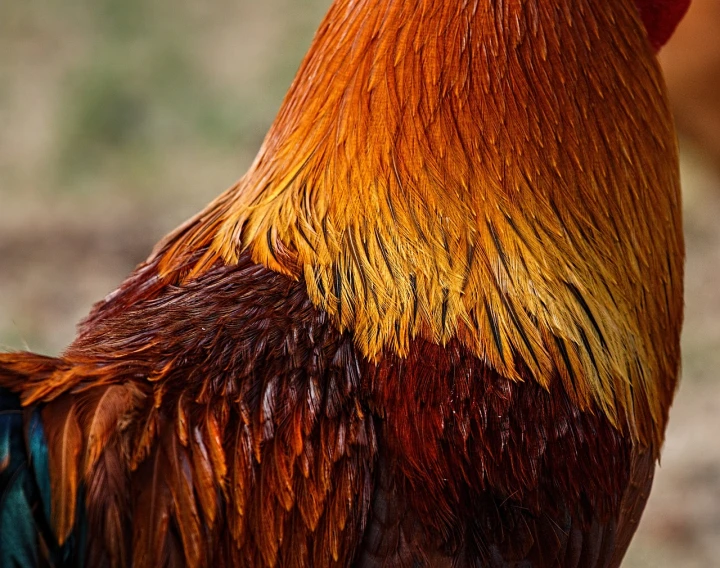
[{"xmin": 1, "ymin": 1, "xmax": 718, "ymax": 565}]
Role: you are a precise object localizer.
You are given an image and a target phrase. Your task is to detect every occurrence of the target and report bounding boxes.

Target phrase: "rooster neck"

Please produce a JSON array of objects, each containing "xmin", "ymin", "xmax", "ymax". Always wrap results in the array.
[{"xmin": 159, "ymin": 0, "xmax": 683, "ymax": 448}]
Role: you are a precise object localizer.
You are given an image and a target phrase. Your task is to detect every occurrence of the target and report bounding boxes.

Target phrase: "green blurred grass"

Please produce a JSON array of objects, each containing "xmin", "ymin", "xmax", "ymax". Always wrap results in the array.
[{"xmin": 1, "ymin": 0, "xmax": 330, "ymax": 199}]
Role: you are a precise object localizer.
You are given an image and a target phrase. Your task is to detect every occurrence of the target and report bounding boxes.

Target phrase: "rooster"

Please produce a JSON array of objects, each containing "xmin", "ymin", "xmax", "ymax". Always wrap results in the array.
[{"xmin": 0, "ymin": 0, "xmax": 687, "ymax": 566}]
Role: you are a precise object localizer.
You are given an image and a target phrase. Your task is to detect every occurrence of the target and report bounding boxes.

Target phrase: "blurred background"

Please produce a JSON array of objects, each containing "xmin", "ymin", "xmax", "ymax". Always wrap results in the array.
[{"xmin": 0, "ymin": 0, "xmax": 718, "ymax": 565}]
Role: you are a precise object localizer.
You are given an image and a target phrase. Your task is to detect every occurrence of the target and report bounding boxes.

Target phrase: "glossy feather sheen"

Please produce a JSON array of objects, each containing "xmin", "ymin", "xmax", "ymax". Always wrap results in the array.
[
  {"xmin": 159, "ymin": 0, "xmax": 683, "ymax": 448},
  {"xmin": 0, "ymin": 388, "xmax": 83, "ymax": 567},
  {"xmin": 0, "ymin": 255, "xmax": 653, "ymax": 567},
  {"xmin": 0, "ymin": 0, "xmax": 685, "ymax": 566},
  {"xmin": 1, "ymin": 255, "xmax": 377, "ymax": 567}
]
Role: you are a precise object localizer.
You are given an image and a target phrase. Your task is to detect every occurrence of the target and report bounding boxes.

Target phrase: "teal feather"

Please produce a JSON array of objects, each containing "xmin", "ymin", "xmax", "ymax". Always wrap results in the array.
[
  {"xmin": 26, "ymin": 410, "xmax": 52, "ymax": 529},
  {"xmin": 0, "ymin": 388, "xmax": 86, "ymax": 567},
  {"xmin": 1, "ymin": 473, "xmax": 39, "ymax": 567},
  {"xmin": 0, "ymin": 395, "xmax": 40, "ymax": 567}
]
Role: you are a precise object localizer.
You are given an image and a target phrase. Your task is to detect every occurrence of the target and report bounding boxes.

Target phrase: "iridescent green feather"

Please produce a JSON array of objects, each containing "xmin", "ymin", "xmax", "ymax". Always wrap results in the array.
[{"xmin": 0, "ymin": 388, "xmax": 85, "ymax": 567}]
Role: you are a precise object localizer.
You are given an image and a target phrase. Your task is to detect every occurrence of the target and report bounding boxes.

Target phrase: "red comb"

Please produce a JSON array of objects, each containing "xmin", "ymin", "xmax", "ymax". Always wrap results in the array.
[{"xmin": 634, "ymin": 0, "xmax": 691, "ymax": 50}]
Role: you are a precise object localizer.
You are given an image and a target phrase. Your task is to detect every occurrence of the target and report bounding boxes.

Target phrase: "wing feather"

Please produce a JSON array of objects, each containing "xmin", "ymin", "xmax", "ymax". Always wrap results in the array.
[
  {"xmin": 163, "ymin": 423, "xmax": 204, "ymax": 568},
  {"xmin": 131, "ymin": 439, "xmax": 172, "ymax": 568},
  {"xmin": 42, "ymin": 395, "xmax": 83, "ymax": 544}
]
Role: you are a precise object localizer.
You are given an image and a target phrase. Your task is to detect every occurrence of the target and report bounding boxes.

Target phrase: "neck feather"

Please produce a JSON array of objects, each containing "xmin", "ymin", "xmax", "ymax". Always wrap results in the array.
[{"xmin": 158, "ymin": 0, "xmax": 684, "ymax": 448}]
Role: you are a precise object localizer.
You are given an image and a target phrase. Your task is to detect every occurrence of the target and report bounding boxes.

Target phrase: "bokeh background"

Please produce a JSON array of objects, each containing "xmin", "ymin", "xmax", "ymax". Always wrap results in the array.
[{"xmin": 1, "ymin": 1, "xmax": 718, "ymax": 565}]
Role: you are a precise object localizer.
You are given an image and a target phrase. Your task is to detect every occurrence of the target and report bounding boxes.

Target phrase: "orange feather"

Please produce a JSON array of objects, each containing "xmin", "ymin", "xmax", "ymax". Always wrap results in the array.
[
  {"xmin": 41, "ymin": 395, "xmax": 83, "ymax": 544},
  {"xmin": 0, "ymin": 0, "xmax": 687, "ymax": 566}
]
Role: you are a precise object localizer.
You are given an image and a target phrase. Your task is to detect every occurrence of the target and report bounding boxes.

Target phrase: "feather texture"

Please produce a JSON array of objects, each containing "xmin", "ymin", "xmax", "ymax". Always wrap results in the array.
[
  {"xmin": 157, "ymin": 0, "xmax": 684, "ymax": 450},
  {"xmin": 0, "ymin": 0, "xmax": 686, "ymax": 565},
  {"xmin": 2, "ymin": 255, "xmax": 378, "ymax": 566},
  {"xmin": 42, "ymin": 395, "xmax": 83, "ymax": 545}
]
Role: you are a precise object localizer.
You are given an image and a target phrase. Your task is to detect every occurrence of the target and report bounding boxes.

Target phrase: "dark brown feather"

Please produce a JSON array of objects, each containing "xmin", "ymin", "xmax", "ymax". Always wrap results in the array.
[
  {"xmin": 190, "ymin": 424, "xmax": 219, "ymax": 528},
  {"xmin": 86, "ymin": 438, "xmax": 130, "ymax": 568},
  {"xmin": 41, "ymin": 395, "xmax": 83, "ymax": 544},
  {"xmin": 0, "ymin": 247, "xmax": 671, "ymax": 567},
  {"xmin": 78, "ymin": 384, "xmax": 135, "ymax": 476},
  {"xmin": 131, "ymin": 432, "xmax": 173, "ymax": 568},
  {"xmin": 163, "ymin": 423, "xmax": 204, "ymax": 568}
]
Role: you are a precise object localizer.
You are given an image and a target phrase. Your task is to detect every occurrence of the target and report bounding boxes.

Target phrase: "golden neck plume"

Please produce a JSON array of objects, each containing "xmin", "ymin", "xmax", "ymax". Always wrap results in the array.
[{"xmin": 158, "ymin": 0, "xmax": 683, "ymax": 449}]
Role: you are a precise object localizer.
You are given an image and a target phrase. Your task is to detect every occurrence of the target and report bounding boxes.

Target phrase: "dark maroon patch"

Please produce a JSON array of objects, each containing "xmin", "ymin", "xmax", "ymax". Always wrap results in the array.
[
  {"xmin": 633, "ymin": 0, "xmax": 691, "ymax": 50},
  {"xmin": 360, "ymin": 339, "xmax": 637, "ymax": 566}
]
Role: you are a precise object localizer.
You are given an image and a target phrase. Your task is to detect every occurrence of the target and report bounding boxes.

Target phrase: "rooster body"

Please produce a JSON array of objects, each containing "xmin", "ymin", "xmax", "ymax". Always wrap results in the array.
[{"xmin": 0, "ymin": 0, "xmax": 687, "ymax": 566}]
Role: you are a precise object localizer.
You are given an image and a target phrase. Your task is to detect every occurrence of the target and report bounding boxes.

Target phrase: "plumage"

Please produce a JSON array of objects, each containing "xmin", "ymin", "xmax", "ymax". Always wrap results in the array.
[
  {"xmin": 42, "ymin": 396, "xmax": 83, "ymax": 545},
  {"xmin": 0, "ymin": 0, "xmax": 687, "ymax": 566}
]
